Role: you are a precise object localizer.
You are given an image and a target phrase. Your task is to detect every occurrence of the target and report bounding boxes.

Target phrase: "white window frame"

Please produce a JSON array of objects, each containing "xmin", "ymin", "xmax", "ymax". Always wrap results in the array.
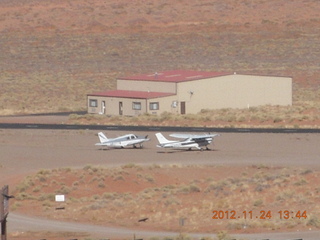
[
  {"xmin": 132, "ymin": 102, "xmax": 141, "ymax": 110},
  {"xmin": 149, "ymin": 102, "xmax": 159, "ymax": 110},
  {"xmin": 89, "ymin": 99, "xmax": 98, "ymax": 107}
]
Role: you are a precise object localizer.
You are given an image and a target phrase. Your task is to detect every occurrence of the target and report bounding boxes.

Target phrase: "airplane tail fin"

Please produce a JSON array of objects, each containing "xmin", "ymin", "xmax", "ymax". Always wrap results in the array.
[
  {"xmin": 155, "ymin": 133, "xmax": 172, "ymax": 144},
  {"xmin": 97, "ymin": 132, "xmax": 108, "ymax": 143}
]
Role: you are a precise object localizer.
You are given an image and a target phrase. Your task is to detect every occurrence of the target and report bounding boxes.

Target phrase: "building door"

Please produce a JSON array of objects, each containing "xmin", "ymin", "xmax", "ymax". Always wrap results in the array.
[
  {"xmin": 180, "ymin": 101, "xmax": 186, "ymax": 114},
  {"xmin": 101, "ymin": 101, "xmax": 106, "ymax": 114},
  {"xmin": 119, "ymin": 102, "xmax": 123, "ymax": 115}
]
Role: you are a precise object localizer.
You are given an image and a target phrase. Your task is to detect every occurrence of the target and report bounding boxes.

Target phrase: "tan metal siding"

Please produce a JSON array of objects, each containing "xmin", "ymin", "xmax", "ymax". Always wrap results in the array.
[
  {"xmin": 176, "ymin": 75, "xmax": 292, "ymax": 114},
  {"xmin": 117, "ymin": 79, "xmax": 176, "ymax": 93},
  {"xmin": 88, "ymin": 96, "xmax": 147, "ymax": 116},
  {"xmin": 88, "ymin": 74, "xmax": 292, "ymax": 115},
  {"xmin": 146, "ymin": 95, "xmax": 180, "ymax": 115}
]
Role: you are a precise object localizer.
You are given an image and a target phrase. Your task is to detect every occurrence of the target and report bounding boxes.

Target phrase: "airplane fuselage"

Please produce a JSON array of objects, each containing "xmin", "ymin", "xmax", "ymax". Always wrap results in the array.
[
  {"xmin": 95, "ymin": 133, "xmax": 149, "ymax": 149},
  {"xmin": 155, "ymin": 132, "xmax": 218, "ymax": 151},
  {"xmin": 157, "ymin": 138, "xmax": 212, "ymax": 150},
  {"xmin": 104, "ymin": 138, "xmax": 148, "ymax": 148}
]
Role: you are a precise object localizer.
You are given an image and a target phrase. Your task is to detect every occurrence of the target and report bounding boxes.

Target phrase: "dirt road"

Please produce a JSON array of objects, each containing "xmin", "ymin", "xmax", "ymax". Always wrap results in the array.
[{"xmin": 8, "ymin": 212, "xmax": 319, "ymax": 240}]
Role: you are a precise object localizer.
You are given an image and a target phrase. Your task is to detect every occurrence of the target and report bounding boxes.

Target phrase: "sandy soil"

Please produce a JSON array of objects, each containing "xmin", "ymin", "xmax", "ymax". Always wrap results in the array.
[
  {"xmin": 1, "ymin": 0, "xmax": 320, "ymax": 239},
  {"xmin": 1, "ymin": 126, "xmax": 320, "ymax": 239},
  {"xmin": 1, "ymin": 0, "xmax": 320, "ymax": 34},
  {"xmin": 1, "ymin": 0, "xmax": 320, "ymax": 115}
]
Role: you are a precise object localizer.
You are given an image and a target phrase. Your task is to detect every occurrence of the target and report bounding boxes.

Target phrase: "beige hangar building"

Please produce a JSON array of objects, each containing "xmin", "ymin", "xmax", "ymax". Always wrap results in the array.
[{"xmin": 87, "ymin": 70, "xmax": 292, "ymax": 116}]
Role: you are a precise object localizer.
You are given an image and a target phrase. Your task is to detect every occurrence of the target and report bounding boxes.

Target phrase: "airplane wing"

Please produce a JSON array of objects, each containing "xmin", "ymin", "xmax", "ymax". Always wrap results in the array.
[
  {"xmin": 127, "ymin": 137, "xmax": 150, "ymax": 146},
  {"xmin": 169, "ymin": 133, "xmax": 190, "ymax": 139},
  {"xmin": 169, "ymin": 133, "xmax": 219, "ymax": 139}
]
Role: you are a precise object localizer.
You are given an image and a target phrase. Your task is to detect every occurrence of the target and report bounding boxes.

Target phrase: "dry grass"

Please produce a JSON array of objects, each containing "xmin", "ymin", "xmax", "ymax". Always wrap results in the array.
[
  {"xmin": 0, "ymin": 0, "xmax": 320, "ymax": 123},
  {"xmin": 67, "ymin": 89, "xmax": 320, "ymax": 128},
  {"xmin": 12, "ymin": 164, "xmax": 320, "ymax": 234}
]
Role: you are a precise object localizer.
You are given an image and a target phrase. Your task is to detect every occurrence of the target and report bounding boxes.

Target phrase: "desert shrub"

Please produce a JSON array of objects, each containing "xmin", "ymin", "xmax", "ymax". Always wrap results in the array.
[
  {"xmin": 179, "ymin": 183, "xmax": 201, "ymax": 193},
  {"xmin": 32, "ymin": 186, "xmax": 41, "ymax": 193},
  {"xmin": 255, "ymin": 183, "xmax": 270, "ymax": 192},
  {"xmin": 149, "ymin": 237, "xmax": 161, "ymax": 240},
  {"xmin": 15, "ymin": 178, "xmax": 34, "ymax": 192},
  {"xmin": 273, "ymin": 117, "xmax": 283, "ymax": 123},
  {"xmin": 200, "ymin": 108, "xmax": 211, "ymax": 114},
  {"xmin": 83, "ymin": 164, "xmax": 94, "ymax": 171},
  {"xmin": 175, "ymin": 233, "xmax": 191, "ymax": 240},
  {"xmin": 205, "ymin": 180, "xmax": 227, "ymax": 194},
  {"xmin": 215, "ymin": 230, "xmax": 232, "ymax": 240},
  {"xmin": 37, "ymin": 169, "xmax": 52, "ymax": 175},
  {"xmin": 38, "ymin": 193, "xmax": 55, "ymax": 201},
  {"xmin": 89, "ymin": 176, "xmax": 99, "ymax": 183},
  {"xmin": 72, "ymin": 181, "xmax": 79, "ymax": 187},
  {"xmin": 113, "ymin": 175, "xmax": 124, "ymax": 181},
  {"xmin": 57, "ymin": 186, "xmax": 71, "ymax": 195},
  {"xmin": 42, "ymin": 200, "xmax": 52, "ymax": 208},
  {"xmin": 161, "ymin": 185, "xmax": 176, "ymax": 193},
  {"xmin": 276, "ymin": 190, "xmax": 294, "ymax": 201},
  {"xmin": 145, "ymin": 175, "xmax": 155, "ymax": 183},
  {"xmin": 253, "ymin": 199, "xmax": 263, "ymax": 207},
  {"xmin": 189, "ymin": 184, "xmax": 201, "ymax": 192},
  {"xmin": 227, "ymin": 219, "xmax": 247, "ymax": 230},
  {"xmin": 294, "ymin": 177, "xmax": 308, "ymax": 186},
  {"xmin": 98, "ymin": 182, "xmax": 105, "ymax": 188},
  {"xmin": 160, "ymin": 111, "xmax": 173, "ymax": 121},
  {"xmin": 121, "ymin": 163, "xmax": 136, "ymax": 169},
  {"xmin": 149, "ymin": 164, "xmax": 161, "ymax": 169},
  {"xmin": 89, "ymin": 202, "xmax": 106, "ymax": 210},
  {"xmin": 300, "ymin": 169, "xmax": 313, "ymax": 175},
  {"xmin": 307, "ymin": 215, "xmax": 320, "ymax": 228},
  {"xmin": 102, "ymin": 192, "xmax": 117, "ymax": 200},
  {"xmin": 15, "ymin": 192, "xmax": 36, "ymax": 200}
]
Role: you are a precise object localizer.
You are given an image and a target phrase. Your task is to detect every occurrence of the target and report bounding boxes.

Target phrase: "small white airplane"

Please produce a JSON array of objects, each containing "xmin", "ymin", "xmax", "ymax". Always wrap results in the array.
[
  {"xmin": 95, "ymin": 132, "xmax": 150, "ymax": 149},
  {"xmin": 155, "ymin": 132, "xmax": 220, "ymax": 151}
]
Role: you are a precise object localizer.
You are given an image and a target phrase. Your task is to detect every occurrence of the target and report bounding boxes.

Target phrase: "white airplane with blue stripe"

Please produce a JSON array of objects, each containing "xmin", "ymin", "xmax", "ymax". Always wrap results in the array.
[
  {"xmin": 95, "ymin": 132, "xmax": 149, "ymax": 149},
  {"xmin": 155, "ymin": 132, "xmax": 219, "ymax": 151}
]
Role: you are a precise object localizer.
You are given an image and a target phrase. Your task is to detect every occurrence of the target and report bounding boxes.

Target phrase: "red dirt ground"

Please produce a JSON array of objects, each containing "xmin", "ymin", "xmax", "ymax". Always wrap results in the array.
[
  {"xmin": 11, "ymin": 165, "xmax": 320, "ymax": 235},
  {"xmin": 1, "ymin": 0, "xmax": 320, "ymax": 239},
  {"xmin": 1, "ymin": 0, "xmax": 320, "ymax": 34},
  {"xmin": 1, "ymin": 124, "xmax": 320, "ymax": 239}
]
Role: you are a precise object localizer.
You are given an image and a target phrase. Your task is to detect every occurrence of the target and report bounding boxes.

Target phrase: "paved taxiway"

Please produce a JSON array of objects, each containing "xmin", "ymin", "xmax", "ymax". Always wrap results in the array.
[{"xmin": 1, "ymin": 129, "xmax": 320, "ymax": 239}]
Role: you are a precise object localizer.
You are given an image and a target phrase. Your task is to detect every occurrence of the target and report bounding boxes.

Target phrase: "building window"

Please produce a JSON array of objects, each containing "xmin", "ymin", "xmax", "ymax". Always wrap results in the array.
[
  {"xmin": 172, "ymin": 101, "xmax": 178, "ymax": 108},
  {"xmin": 89, "ymin": 99, "xmax": 98, "ymax": 107},
  {"xmin": 149, "ymin": 102, "xmax": 159, "ymax": 110},
  {"xmin": 132, "ymin": 102, "xmax": 141, "ymax": 110}
]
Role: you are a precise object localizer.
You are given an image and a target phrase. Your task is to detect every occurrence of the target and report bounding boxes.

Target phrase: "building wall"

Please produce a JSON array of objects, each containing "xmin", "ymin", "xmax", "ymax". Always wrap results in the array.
[
  {"xmin": 88, "ymin": 96, "xmax": 147, "ymax": 116},
  {"xmin": 117, "ymin": 79, "xmax": 176, "ymax": 93},
  {"xmin": 88, "ymin": 95, "xmax": 180, "ymax": 116},
  {"xmin": 146, "ymin": 95, "xmax": 180, "ymax": 115},
  {"xmin": 175, "ymin": 74, "xmax": 292, "ymax": 114},
  {"xmin": 88, "ymin": 74, "xmax": 292, "ymax": 116}
]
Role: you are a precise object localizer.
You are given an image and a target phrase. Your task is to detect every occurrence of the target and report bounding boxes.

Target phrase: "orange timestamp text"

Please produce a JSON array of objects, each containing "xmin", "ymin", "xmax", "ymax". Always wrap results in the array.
[{"xmin": 212, "ymin": 210, "xmax": 307, "ymax": 220}]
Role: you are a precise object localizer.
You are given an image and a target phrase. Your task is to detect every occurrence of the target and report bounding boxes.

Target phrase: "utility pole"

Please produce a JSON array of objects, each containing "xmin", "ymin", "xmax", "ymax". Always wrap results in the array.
[{"xmin": 1, "ymin": 185, "xmax": 12, "ymax": 240}]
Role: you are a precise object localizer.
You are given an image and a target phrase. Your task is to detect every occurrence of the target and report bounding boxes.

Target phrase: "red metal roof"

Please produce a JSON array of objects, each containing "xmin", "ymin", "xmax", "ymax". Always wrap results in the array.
[
  {"xmin": 88, "ymin": 90, "xmax": 174, "ymax": 99},
  {"xmin": 118, "ymin": 70, "xmax": 231, "ymax": 82}
]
